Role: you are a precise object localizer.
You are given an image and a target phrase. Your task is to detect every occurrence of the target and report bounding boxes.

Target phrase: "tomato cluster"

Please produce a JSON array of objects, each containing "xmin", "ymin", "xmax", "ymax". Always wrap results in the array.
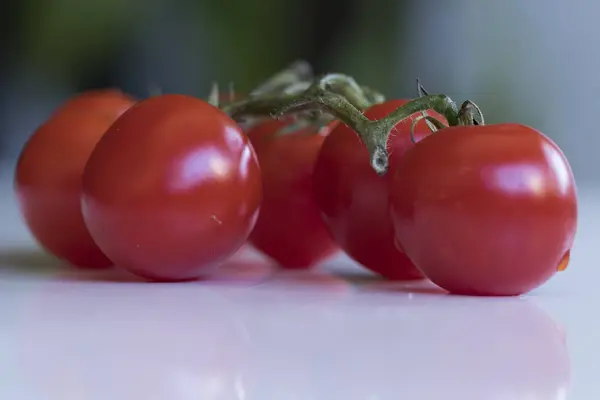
[{"xmin": 14, "ymin": 63, "xmax": 578, "ymax": 296}]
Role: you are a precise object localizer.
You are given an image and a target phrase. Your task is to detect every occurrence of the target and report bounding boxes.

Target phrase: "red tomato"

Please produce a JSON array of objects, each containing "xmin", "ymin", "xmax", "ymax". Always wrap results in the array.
[
  {"xmin": 313, "ymin": 100, "xmax": 446, "ymax": 280},
  {"xmin": 246, "ymin": 117, "xmax": 293, "ymax": 154},
  {"xmin": 81, "ymin": 94, "xmax": 262, "ymax": 281},
  {"xmin": 14, "ymin": 89, "xmax": 135, "ymax": 268},
  {"xmin": 389, "ymin": 123, "xmax": 578, "ymax": 296},
  {"xmin": 249, "ymin": 122, "xmax": 339, "ymax": 269}
]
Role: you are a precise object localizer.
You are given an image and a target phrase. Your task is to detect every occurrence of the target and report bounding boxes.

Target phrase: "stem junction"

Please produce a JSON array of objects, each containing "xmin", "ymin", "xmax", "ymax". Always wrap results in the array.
[{"xmin": 225, "ymin": 73, "xmax": 482, "ymax": 176}]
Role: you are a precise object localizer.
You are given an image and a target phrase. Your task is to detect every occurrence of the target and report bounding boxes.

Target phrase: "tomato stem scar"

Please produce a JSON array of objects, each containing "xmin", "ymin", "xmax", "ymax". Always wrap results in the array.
[{"xmin": 458, "ymin": 100, "xmax": 485, "ymax": 126}]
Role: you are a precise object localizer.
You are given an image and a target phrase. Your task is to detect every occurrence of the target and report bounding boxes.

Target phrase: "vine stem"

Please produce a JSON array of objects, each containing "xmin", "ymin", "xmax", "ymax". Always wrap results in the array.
[
  {"xmin": 317, "ymin": 73, "xmax": 372, "ymax": 111},
  {"xmin": 250, "ymin": 60, "xmax": 314, "ymax": 96},
  {"xmin": 226, "ymin": 74, "xmax": 474, "ymax": 176}
]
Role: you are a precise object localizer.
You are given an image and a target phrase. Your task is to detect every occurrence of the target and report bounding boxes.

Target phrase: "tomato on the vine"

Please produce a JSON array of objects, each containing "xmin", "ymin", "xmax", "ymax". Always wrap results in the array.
[
  {"xmin": 82, "ymin": 94, "xmax": 262, "ymax": 281},
  {"xmin": 389, "ymin": 123, "xmax": 577, "ymax": 296},
  {"xmin": 249, "ymin": 121, "xmax": 340, "ymax": 269},
  {"xmin": 14, "ymin": 89, "xmax": 135, "ymax": 268},
  {"xmin": 313, "ymin": 100, "xmax": 446, "ymax": 280}
]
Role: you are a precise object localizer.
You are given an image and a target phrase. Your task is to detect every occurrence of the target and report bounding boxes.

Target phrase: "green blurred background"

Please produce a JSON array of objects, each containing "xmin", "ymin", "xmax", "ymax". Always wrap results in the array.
[{"xmin": 1, "ymin": 0, "xmax": 597, "ymax": 183}]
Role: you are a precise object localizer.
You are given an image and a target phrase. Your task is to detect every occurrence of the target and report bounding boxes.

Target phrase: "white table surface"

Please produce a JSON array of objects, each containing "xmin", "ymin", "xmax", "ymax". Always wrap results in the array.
[{"xmin": 0, "ymin": 167, "xmax": 597, "ymax": 400}]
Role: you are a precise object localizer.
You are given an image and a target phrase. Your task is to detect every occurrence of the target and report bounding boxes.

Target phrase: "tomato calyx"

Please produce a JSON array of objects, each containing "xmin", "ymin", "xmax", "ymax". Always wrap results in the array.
[
  {"xmin": 207, "ymin": 82, "xmax": 221, "ymax": 107},
  {"xmin": 457, "ymin": 100, "xmax": 485, "ymax": 126},
  {"xmin": 408, "ymin": 112, "xmax": 448, "ymax": 144},
  {"xmin": 249, "ymin": 60, "xmax": 314, "ymax": 97},
  {"xmin": 406, "ymin": 82, "xmax": 486, "ymax": 143}
]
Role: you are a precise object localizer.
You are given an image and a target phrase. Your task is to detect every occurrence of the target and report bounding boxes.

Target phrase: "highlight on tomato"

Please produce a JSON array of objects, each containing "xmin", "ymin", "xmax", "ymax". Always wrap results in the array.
[
  {"xmin": 389, "ymin": 122, "xmax": 578, "ymax": 296},
  {"xmin": 313, "ymin": 99, "xmax": 446, "ymax": 280},
  {"xmin": 14, "ymin": 89, "xmax": 136, "ymax": 269},
  {"xmin": 82, "ymin": 94, "xmax": 262, "ymax": 282},
  {"xmin": 248, "ymin": 120, "xmax": 340, "ymax": 269}
]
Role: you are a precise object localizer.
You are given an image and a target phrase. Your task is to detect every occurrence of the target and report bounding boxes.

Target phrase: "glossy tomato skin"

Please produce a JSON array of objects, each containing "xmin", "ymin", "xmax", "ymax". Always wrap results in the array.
[
  {"xmin": 82, "ymin": 94, "xmax": 262, "ymax": 281},
  {"xmin": 389, "ymin": 124, "xmax": 578, "ymax": 296},
  {"xmin": 313, "ymin": 100, "xmax": 446, "ymax": 280},
  {"xmin": 14, "ymin": 89, "xmax": 135, "ymax": 268},
  {"xmin": 249, "ymin": 123, "xmax": 339, "ymax": 269}
]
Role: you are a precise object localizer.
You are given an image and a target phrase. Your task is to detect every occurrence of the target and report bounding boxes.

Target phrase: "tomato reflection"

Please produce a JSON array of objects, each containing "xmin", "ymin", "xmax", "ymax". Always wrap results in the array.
[{"xmin": 13, "ymin": 280, "xmax": 569, "ymax": 399}]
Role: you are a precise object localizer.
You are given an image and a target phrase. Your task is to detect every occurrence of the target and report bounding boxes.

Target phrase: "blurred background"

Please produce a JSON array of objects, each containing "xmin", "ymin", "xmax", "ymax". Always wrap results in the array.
[{"xmin": 0, "ymin": 0, "xmax": 597, "ymax": 183}]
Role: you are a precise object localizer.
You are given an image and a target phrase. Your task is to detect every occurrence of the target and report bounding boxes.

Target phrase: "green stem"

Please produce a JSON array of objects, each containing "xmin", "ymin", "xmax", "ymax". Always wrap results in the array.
[
  {"xmin": 423, "ymin": 115, "xmax": 449, "ymax": 131},
  {"xmin": 361, "ymin": 86, "xmax": 386, "ymax": 105},
  {"xmin": 409, "ymin": 114, "xmax": 448, "ymax": 143},
  {"xmin": 457, "ymin": 100, "xmax": 485, "ymax": 126},
  {"xmin": 317, "ymin": 73, "xmax": 372, "ymax": 111},
  {"xmin": 378, "ymin": 95, "xmax": 461, "ymax": 129},
  {"xmin": 250, "ymin": 60, "xmax": 314, "ymax": 96},
  {"xmin": 207, "ymin": 82, "xmax": 220, "ymax": 107},
  {"xmin": 416, "ymin": 79, "xmax": 429, "ymax": 97},
  {"xmin": 226, "ymin": 74, "xmax": 475, "ymax": 176}
]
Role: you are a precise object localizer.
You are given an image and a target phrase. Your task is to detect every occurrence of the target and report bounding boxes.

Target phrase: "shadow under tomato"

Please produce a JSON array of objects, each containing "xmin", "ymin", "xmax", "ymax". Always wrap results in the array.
[
  {"xmin": 57, "ymin": 267, "xmax": 143, "ymax": 283},
  {"xmin": 326, "ymin": 268, "xmax": 450, "ymax": 295},
  {"xmin": 209, "ymin": 260, "xmax": 274, "ymax": 284},
  {"xmin": 265, "ymin": 270, "xmax": 354, "ymax": 294},
  {"xmin": 354, "ymin": 275, "xmax": 449, "ymax": 296},
  {"xmin": 0, "ymin": 247, "xmax": 63, "ymax": 272},
  {"xmin": 57, "ymin": 259, "xmax": 275, "ymax": 286},
  {"xmin": 330, "ymin": 270, "xmax": 384, "ymax": 285}
]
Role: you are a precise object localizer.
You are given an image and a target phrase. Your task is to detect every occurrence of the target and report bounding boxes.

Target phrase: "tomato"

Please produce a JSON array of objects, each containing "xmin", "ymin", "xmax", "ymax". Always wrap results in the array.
[
  {"xmin": 389, "ymin": 123, "xmax": 578, "ymax": 296},
  {"xmin": 249, "ymin": 122, "xmax": 339, "ymax": 269},
  {"xmin": 313, "ymin": 100, "xmax": 446, "ymax": 280},
  {"xmin": 81, "ymin": 94, "xmax": 262, "ymax": 281},
  {"xmin": 14, "ymin": 89, "xmax": 135, "ymax": 268},
  {"xmin": 246, "ymin": 117, "xmax": 293, "ymax": 154}
]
